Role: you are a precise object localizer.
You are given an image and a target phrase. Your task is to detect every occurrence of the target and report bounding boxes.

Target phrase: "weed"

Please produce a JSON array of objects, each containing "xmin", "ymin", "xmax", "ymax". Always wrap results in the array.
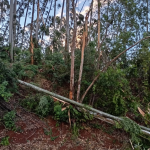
[
  {"xmin": 71, "ymin": 123, "xmax": 79, "ymax": 139},
  {"xmin": 44, "ymin": 128, "xmax": 58, "ymax": 141},
  {"xmin": 0, "ymin": 136, "xmax": 9, "ymax": 146},
  {"xmin": 3, "ymin": 111, "xmax": 16, "ymax": 130}
]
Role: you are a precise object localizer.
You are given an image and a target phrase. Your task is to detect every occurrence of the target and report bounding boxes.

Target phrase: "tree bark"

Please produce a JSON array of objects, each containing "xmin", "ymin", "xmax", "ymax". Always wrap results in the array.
[
  {"xmin": 41, "ymin": 0, "xmax": 53, "ymax": 41},
  {"xmin": 21, "ymin": 1, "xmax": 29, "ymax": 49},
  {"xmin": 60, "ymin": 0, "xmax": 65, "ymax": 29},
  {"xmin": 97, "ymin": 0, "xmax": 101, "ymax": 69},
  {"xmin": 65, "ymin": 0, "xmax": 70, "ymax": 60},
  {"xmin": 0, "ymin": 0, "xmax": 3, "ymax": 24},
  {"xmin": 76, "ymin": 31, "xmax": 85, "ymax": 102},
  {"xmin": 147, "ymin": 0, "xmax": 149, "ymax": 32},
  {"xmin": 36, "ymin": 0, "xmax": 39, "ymax": 42},
  {"xmin": 53, "ymin": 0, "xmax": 56, "ymax": 29},
  {"xmin": 69, "ymin": 0, "xmax": 77, "ymax": 100},
  {"xmin": 13, "ymin": 0, "xmax": 17, "ymax": 46},
  {"xmin": 30, "ymin": 0, "xmax": 35, "ymax": 65},
  {"xmin": 77, "ymin": 12, "xmax": 90, "ymax": 102},
  {"xmin": 9, "ymin": 0, "xmax": 14, "ymax": 62}
]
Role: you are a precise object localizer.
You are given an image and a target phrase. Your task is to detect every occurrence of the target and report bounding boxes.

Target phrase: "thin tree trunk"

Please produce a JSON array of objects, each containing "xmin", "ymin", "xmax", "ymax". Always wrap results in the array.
[
  {"xmin": 69, "ymin": 0, "xmax": 77, "ymax": 100},
  {"xmin": 76, "ymin": 14, "xmax": 89, "ymax": 102},
  {"xmin": 41, "ymin": 0, "xmax": 53, "ymax": 41},
  {"xmin": 76, "ymin": 11, "xmax": 90, "ymax": 102},
  {"xmin": 30, "ymin": 0, "xmax": 35, "ymax": 65},
  {"xmin": 65, "ymin": 0, "xmax": 70, "ymax": 60},
  {"xmin": 0, "ymin": 0, "xmax": 3, "ymax": 24},
  {"xmin": 97, "ymin": 0, "xmax": 101, "ymax": 69},
  {"xmin": 60, "ymin": 0, "xmax": 65, "ymax": 29},
  {"xmin": 3, "ymin": 0, "xmax": 24, "ymax": 39},
  {"xmin": 76, "ymin": 31, "xmax": 85, "ymax": 102},
  {"xmin": 90, "ymin": 0, "xmax": 93, "ymax": 27},
  {"xmin": 9, "ymin": 0, "xmax": 14, "ymax": 62},
  {"xmin": 147, "ymin": 0, "xmax": 149, "ymax": 32},
  {"xmin": 18, "ymin": 79, "xmax": 150, "ymax": 136},
  {"xmin": 53, "ymin": 0, "xmax": 56, "ymax": 29},
  {"xmin": 89, "ymin": 0, "xmax": 93, "ymax": 42},
  {"xmin": 21, "ymin": 1, "xmax": 29, "ymax": 48},
  {"xmin": 36, "ymin": 0, "xmax": 40, "ymax": 42},
  {"xmin": 13, "ymin": 0, "xmax": 17, "ymax": 46},
  {"xmin": 45, "ymin": 0, "xmax": 53, "ymax": 24}
]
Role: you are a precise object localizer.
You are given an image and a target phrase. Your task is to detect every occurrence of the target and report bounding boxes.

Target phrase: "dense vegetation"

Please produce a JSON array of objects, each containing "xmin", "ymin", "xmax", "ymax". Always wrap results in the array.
[{"xmin": 1, "ymin": 0, "xmax": 150, "ymax": 148}]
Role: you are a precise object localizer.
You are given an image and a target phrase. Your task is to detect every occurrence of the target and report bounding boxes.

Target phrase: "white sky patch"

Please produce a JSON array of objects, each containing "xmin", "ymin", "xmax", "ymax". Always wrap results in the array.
[
  {"xmin": 80, "ymin": 6, "xmax": 90, "ymax": 16},
  {"xmin": 45, "ymin": 35, "xmax": 50, "ymax": 41},
  {"xmin": 56, "ymin": 9, "xmax": 61, "ymax": 17},
  {"xmin": 24, "ymin": 27, "xmax": 29, "ymax": 31}
]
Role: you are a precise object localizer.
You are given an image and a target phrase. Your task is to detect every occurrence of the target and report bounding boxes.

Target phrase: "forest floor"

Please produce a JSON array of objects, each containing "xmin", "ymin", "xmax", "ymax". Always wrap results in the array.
[{"xmin": 0, "ymin": 78, "xmax": 131, "ymax": 150}]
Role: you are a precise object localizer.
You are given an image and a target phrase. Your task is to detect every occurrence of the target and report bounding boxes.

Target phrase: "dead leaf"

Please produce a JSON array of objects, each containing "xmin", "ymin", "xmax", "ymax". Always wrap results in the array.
[{"xmin": 138, "ymin": 107, "xmax": 145, "ymax": 117}]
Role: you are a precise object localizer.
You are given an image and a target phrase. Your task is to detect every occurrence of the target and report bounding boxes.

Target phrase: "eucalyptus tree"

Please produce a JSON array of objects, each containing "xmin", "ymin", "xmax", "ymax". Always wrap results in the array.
[
  {"xmin": 36, "ymin": 0, "xmax": 40, "ymax": 42},
  {"xmin": 9, "ymin": 0, "xmax": 14, "ymax": 62},
  {"xmin": 30, "ymin": 0, "xmax": 35, "ymax": 64},
  {"xmin": 65, "ymin": 0, "xmax": 70, "ymax": 61},
  {"xmin": 60, "ymin": 0, "xmax": 65, "ymax": 29},
  {"xmin": 21, "ymin": 0, "xmax": 30, "ymax": 49},
  {"xmin": 69, "ymin": 0, "xmax": 77, "ymax": 100}
]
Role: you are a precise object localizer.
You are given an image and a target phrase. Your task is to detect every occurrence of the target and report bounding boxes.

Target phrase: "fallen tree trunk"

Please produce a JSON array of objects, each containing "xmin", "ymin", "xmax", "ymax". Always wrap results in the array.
[{"xmin": 18, "ymin": 79, "xmax": 150, "ymax": 136}]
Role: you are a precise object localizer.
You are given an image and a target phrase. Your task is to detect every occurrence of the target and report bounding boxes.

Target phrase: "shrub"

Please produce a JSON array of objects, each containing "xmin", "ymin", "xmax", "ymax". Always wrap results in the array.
[
  {"xmin": 94, "ymin": 68, "xmax": 137, "ymax": 115},
  {"xmin": 0, "ymin": 60, "xmax": 17, "ymax": 101},
  {"xmin": 43, "ymin": 52, "xmax": 69, "ymax": 85},
  {"xmin": 20, "ymin": 94, "xmax": 54, "ymax": 117},
  {"xmin": 3, "ymin": 111, "xmax": 16, "ymax": 130},
  {"xmin": 13, "ymin": 62, "xmax": 38, "ymax": 80}
]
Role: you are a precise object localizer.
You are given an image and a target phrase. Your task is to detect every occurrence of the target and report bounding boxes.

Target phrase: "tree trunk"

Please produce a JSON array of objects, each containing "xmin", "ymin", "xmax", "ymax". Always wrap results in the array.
[
  {"xmin": 53, "ymin": 0, "xmax": 56, "ymax": 29},
  {"xmin": 90, "ymin": 0, "xmax": 93, "ymax": 27},
  {"xmin": 97, "ymin": 0, "xmax": 101, "ymax": 69},
  {"xmin": 60, "ymin": 0, "xmax": 65, "ymax": 29},
  {"xmin": 13, "ymin": 0, "xmax": 17, "ymax": 46},
  {"xmin": 18, "ymin": 79, "xmax": 150, "ymax": 136},
  {"xmin": 36, "ymin": 0, "xmax": 40, "ymax": 42},
  {"xmin": 65, "ymin": 0, "xmax": 70, "ymax": 61},
  {"xmin": 77, "ymin": 12, "xmax": 90, "ymax": 102},
  {"xmin": 21, "ymin": 1, "xmax": 29, "ymax": 49},
  {"xmin": 41, "ymin": 0, "xmax": 53, "ymax": 41},
  {"xmin": 0, "ymin": 0, "xmax": 3, "ymax": 24},
  {"xmin": 147, "ymin": 0, "xmax": 149, "ymax": 32},
  {"xmin": 9, "ymin": 0, "xmax": 14, "ymax": 62},
  {"xmin": 69, "ymin": 0, "xmax": 77, "ymax": 100},
  {"xmin": 30, "ymin": 0, "xmax": 35, "ymax": 65},
  {"xmin": 76, "ymin": 31, "xmax": 85, "ymax": 102}
]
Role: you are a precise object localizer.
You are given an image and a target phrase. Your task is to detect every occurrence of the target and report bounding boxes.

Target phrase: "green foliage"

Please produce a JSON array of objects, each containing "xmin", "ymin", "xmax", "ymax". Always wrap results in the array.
[
  {"xmin": 53, "ymin": 102, "xmax": 68, "ymax": 122},
  {"xmin": 13, "ymin": 62, "xmax": 38, "ymax": 80},
  {"xmin": 69, "ymin": 105, "xmax": 93, "ymax": 123},
  {"xmin": 0, "ymin": 46, "xmax": 10, "ymax": 61},
  {"xmin": 116, "ymin": 117, "xmax": 141, "ymax": 143},
  {"xmin": 94, "ymin": 68, "xmax": 136, "ymax": 115},
  {"xmin": 0, "ymin": 136, "xmax": 9, "ymax": 146},
  {"xmin": 43, "ymin": 52, "xmax": 69, "ymax": 85},
  {"xmin": 72, "ymin": 123, "xmax": 79, "ymax": 138},
  {"xmin": 3, "ymin": 111, "xmax": 16, "ymax": 130},
  {"xmin": 0, "ymin": 60, "xmax": 17, "ymax": 101},
  {"xmin": 20, "ymin": 94, "xmax": 54, "ymax": 117},
  {"xmin": 36, "ymin": 96, "xmax": 54, "ymax": 117},
  {"xmin": 33, "ymin": 48, "xmax": 42, "ymax": 65},
  {"xmin": 0, "ymin": 81, "xmax": 12, "ymax": 102}
]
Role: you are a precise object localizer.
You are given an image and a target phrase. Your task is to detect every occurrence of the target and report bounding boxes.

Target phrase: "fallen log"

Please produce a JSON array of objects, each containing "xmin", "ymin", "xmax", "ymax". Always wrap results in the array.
[{"xmin": 18, "ymin": 79, "xmax": 150, "ymax": 136}]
